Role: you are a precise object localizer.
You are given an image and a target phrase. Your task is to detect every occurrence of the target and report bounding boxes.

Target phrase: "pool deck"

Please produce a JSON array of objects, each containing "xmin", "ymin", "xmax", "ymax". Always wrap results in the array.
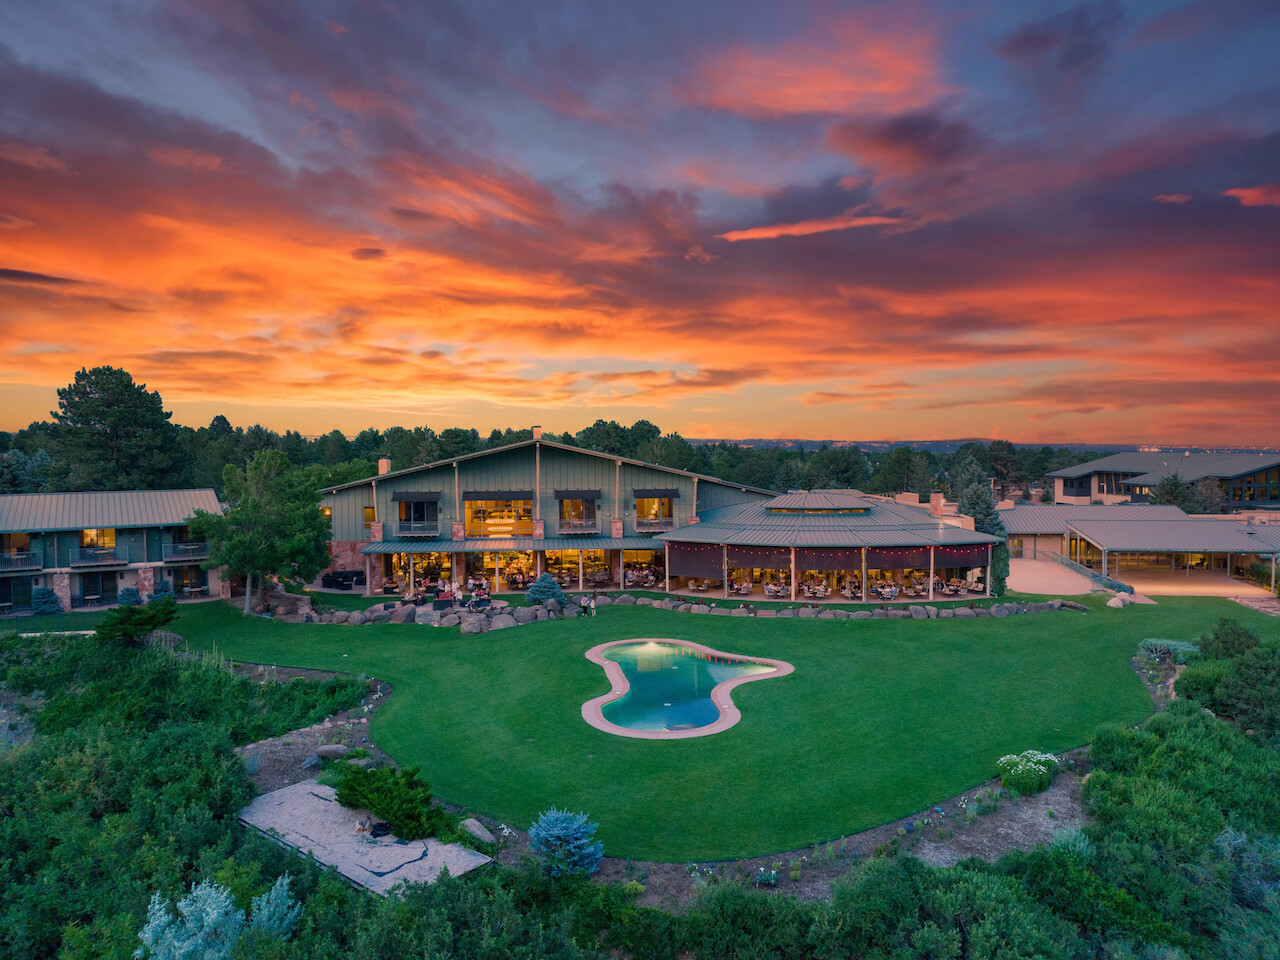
[{"xmin": 581, "ymin": 638, "xmax": 794, "ymax": 740}]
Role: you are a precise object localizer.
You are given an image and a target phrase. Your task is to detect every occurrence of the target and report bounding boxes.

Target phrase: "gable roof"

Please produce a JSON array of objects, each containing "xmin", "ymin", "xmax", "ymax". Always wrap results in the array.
[
  {"xmin": 998, "ymin": 503, "xmax": 1188, "ymax": 535},
  {"xmin": 319, "ymin": 438, "xmax": 776, "ymax": 497},
  {"xmin": 1049, "ymin": 452, "xmax": 1280, "ymax": 481},
  {"xmin": 0, "ymin": 489, "xmax": 222, "ymax": 534}
]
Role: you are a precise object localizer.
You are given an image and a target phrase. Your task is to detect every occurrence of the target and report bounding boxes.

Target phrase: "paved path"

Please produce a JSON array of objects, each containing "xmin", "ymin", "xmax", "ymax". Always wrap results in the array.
[
  {"xmin": 240, "ymin": 780, "xmax": 490, "ymax": 894},
  {"xmin": 1006, "ymin": 559, "xmax": 1095, "ymax": 596},
  {"xmin": 1233, "ymin": 596, "xmax": 1280, "ymax": 618}
]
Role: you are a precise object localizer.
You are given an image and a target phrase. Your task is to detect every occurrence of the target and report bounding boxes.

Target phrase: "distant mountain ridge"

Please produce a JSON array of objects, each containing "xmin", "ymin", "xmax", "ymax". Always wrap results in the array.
[{"xmin": 687, "ymin": 438, "xmax": 1280, "ymax": 456}]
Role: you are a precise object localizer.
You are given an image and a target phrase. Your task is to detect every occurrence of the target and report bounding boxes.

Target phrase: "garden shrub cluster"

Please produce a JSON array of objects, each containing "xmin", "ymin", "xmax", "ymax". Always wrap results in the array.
[
  {"xmin": 1174, "ymin": 618, "xmax": 1280, "ymax": 745},
  {"xmin": 529, "ymin": 809, "xmax": 605, "ymax": 877},
  {"xmin": 997, "ymin": 749, "xmax": 1059, "ymax": 795},
  {"xmin": 334, "ymin": 764, "xmax": 461, "ymax": 844},
  {"xmin": 1140, "ymin": 637, "xmax": 1201, "ymax": 664}
]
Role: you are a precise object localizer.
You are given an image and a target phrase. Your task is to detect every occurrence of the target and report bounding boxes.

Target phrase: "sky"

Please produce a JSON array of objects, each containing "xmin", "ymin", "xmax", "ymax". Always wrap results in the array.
[{"xmin": 1, "ymin": 0, "xmax": 1278, "ymax": 444}]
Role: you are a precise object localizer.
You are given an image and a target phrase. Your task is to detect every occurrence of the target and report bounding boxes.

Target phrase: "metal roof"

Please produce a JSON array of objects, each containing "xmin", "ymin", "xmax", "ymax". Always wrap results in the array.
[
  {"xmin": 655, "ymin": 497, "xmax": 1001, "ymax": 549},
  {"xmin": 766, "ymin": 490, "xmax": 877, "ymax": 511},
  {"xmin": 0, "ymin": 489, "xmax": 221, "ymax": 534},
  {"xmin": 998, "ymin": 503, "xmax": 1187, "ymax": 535},
  {"xmin": 321, "ymin": 438, "xmax": 777, "ymax": 497},
  {"xmin": 361, "ymin": 536, "xmax": 665, "ymax": 554},
  {"xmin": 1049, "ymin": 451, "xmax": 1280, "ymax": 481},
  {"xmin": 1067, "ymin": 518, "xmax": 1280, "ymax": 554}
]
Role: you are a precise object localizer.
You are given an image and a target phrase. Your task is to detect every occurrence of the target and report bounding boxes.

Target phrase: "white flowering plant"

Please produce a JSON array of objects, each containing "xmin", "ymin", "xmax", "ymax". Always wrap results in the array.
[{"xmin": 996, "ymin": 749, "xmax": 1059, "ymax": 796}]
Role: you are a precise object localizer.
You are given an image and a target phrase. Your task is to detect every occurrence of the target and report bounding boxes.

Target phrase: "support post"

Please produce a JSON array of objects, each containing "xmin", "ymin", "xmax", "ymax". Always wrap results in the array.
[
  {"xmin": 363, "ymin": 554, "xmax": 372, "ymax": 597},
  {"xmin": 928, "ymin": 546, "xmax": 935, "ymax": 602},
  {"xmin": 664, "ymin": 542, "xmax": 670, "ymax": 593},
  {"xmin": 409, "ymin": 554, "xmax": 415, "ymax": 595},
  {"xmin": 577, "ymin": 551, "xmax": 584, "ymax": 594},
  {"xmin": 494, "ymin": 554, "xmax": 500, "ymax": 593},
  {"xmin": 1271, "ymin": 555, "xmax": 1276, "ymax": 593},
  {"xmin": 790, "ymin": 547, "xmax": 797, "ymax": 602},
  {"xmin": 986, "ymin": 543, "xmax": 993, "ymax": 597},
  {"xmin": 861, "ymin": 547, "xmax": 868, "ymax": 603},
  {"xmin": 722, "ymin": 545, "xmax": 728, "ymax": 599}
]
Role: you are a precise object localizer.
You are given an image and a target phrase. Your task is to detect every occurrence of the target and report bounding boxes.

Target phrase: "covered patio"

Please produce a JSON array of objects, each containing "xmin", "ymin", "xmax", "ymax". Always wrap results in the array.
[{"xmin": 1064, "ymin": 518, "xmax": 1280, "ymax": 596}]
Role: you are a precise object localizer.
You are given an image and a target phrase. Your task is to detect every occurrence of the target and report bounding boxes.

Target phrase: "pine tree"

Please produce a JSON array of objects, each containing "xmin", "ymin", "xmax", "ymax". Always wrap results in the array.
[{"xmin": 958, "ymin": 482, "xmax": 1009, "ymax": 596}]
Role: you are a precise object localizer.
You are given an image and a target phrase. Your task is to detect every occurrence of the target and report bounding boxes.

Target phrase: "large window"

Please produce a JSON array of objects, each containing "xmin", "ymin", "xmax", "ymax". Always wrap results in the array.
[
  {"xmin": 558, "ymin": 498, "xmax": 598, "ymax": 533},
  {"xmin": 465, "ymin": 500, "xmax": 533, "ymax": 537},
  {"xmin": 363, "ymin": 507, "xmax": 376, "ymax": 534},
  {"xmin": 634, "ymin": 497, "xmax": 674, "ymax": 530},
  {"xmin": 80, "ymin": 528, "xmax": 116, "ymax": 548}
]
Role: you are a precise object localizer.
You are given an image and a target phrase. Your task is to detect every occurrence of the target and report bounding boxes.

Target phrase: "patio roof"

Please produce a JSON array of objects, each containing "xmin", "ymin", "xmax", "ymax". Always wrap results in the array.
[
  {"xmin": 360, "ymin": 536, "xmax": 664, "ymax": 554},
  {"xmin": 998, "ymin": 503, "xmax": 1187, "ymax": 535},
  {"xmin": 1067, "ymin": 518, "xmax": 1280, "ymax": 554},
  {"xmin": 656, "ymin": 497, "xmax": 1001, "ymax": 549}
]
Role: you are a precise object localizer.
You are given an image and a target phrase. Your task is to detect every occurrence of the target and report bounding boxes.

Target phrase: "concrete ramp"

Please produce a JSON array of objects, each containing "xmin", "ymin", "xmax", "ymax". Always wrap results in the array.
[
  {"xmin": 1007, "ymin": 559, "xmax": 1095, "ymax": 596},
  {"xmin": 240, "ymin": 780, "xmax": 490, "ymax": 895}
]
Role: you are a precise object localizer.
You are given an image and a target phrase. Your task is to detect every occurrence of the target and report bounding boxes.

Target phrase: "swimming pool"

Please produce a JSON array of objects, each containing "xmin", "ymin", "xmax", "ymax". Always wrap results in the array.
[{"xmin": 582, "ymin": 639, "xmax": 794, "ymax": 739}]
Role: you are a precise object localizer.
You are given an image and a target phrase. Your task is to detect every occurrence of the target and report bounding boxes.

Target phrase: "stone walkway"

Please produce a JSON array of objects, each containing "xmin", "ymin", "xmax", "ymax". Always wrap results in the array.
[
  {"xmin": 1233, "ymin": 596, "xmax": 1280, "ymax": 618},
  {"xmin": 240, "ymin": 781, "xmax": 490, "ymax": 894}
]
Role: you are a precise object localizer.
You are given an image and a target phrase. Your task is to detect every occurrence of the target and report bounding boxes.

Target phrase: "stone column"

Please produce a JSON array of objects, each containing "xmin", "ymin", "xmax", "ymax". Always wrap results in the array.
[
  {"xmin": 137, "ymin": 565, "xmax": 156, "ymax": 601},
  {"xmin": 52, "ymin": 571, "xmax": 72, "ymax": 611}
]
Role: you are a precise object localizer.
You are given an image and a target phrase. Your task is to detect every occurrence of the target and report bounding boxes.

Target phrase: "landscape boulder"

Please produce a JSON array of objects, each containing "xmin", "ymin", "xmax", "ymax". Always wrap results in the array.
[
  {"xmin": 1061, "ymin": 600, "xmax": 1088, "ymax": 612},
  {"xmin": 534, "ymin": 605, "xmax": 550, "ymax": 621},
  {"xmin": 909, "ymin": 605, "xmax": 927, "ymax": 620},
  {"xmin": 939, "ymin": 608, "xmax": 955, "ymax": 618},
  {"xmin": 925, "ymin": 606, "xmax": 939, "ymax": 619},
  {"xmin": 953, "ymin": 607, "xmax": 976, "ymax": 618},
  {"xmin": 415, "ymin": 607, "xmax": 440, "ymax": 626},
  {"xmin": 316, "ymin": 743, "xmax": 350, "ymax": 760},
  {"xmin": 440, "ymin": 613, "xmax": 461, "ymax": 628},
  {"xmin": 460, "ymin": 618, "xmax": 486, "ymax": 635},
  {"xmin": 545, "ymin": 598, "xmax": 562, "ymax": 615},
  {"xmin": 690, "ymin": 603, "xmax": 710, "ymax": 615},
  {"xmin": 730, "ymin": 607, "xmax": 750, "ymax": 617},
  {"xmin": 852, "ymin": 610, "xmax": 873, "ymax": 619},
  {"xmin": 347, "ymin": 611, "xmax": 365, "ymax": 626},
  {"xmin": 710, "ymin": 607, "xmax": 731, "ymax": 616},
  {"xmin": 636, "ymin": 597, "xmax": 654, "ymax": 606},
  {"xmin": 798, "ymin": 607, "xmax": 817, "ymax": 618},
  {"xmin": 594, "ymin": 595, "xmax": 612, "ymax": 606},
  {"xmin": 367, "ymin": 609, "xmax": 391, "ymax": 624},
  {"xmin": 331, "ymin": 610, "xmax": 349, "ymax": 624},
  {"xmin": 461, "ymin": 818, "xmax": 496, "ymax": 844},
  {"xmin": 513, "ymin": 606, "xmax": 537, "ymax": 625},
  {"xmin": 888, "ymin": 609, "xmax": 912, "ymax": 620},
  {"xmin": 489, "ymin": 613, "xmax": 518, "ymax": 630},
  {"xmin": 614, "ymin": 593, "xmax": 636, "ymax": 605},
  {"xmin": 871, "ymin": 609, "xmax": 888, "ymax": 619},
  {"xmin": 564, "ymin": 605, "xmax": 579, "ymax": 618}
]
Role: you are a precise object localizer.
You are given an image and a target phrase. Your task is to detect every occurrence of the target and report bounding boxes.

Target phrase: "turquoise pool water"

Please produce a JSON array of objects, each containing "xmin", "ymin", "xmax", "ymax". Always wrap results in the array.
[{"xmin": 600, "ymin": 641, "xmax": 774, "ymax": 732}]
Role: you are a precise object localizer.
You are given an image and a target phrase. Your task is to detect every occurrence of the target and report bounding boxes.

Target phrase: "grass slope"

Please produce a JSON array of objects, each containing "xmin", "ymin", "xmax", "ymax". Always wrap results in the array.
[{"xmin": 171, "ymin": 596, "xmax": 1277, "ymax": 861}]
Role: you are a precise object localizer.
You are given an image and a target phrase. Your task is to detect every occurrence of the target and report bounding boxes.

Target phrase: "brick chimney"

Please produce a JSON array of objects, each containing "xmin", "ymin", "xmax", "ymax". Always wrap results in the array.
[
  {"xmin": 377, "ymin": 457, "xmax": 391, "ymax": 475},
  {"xmin": 929, "ymin": 492, "xmax": 945, "ymax": 517},
  {"xmin": 532, "ymin": 425, "xmax": 543, "ymax": 440}
]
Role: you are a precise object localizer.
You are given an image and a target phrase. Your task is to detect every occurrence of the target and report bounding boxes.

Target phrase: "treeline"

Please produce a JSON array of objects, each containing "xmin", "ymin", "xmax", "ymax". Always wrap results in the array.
[
  {"xmin": 0, "ymin": 366, "xmax": 1098, "ymax": 497},
  {"xmin": 3, "ymin": 623, "xmax": 1278, "ymax": 959}
]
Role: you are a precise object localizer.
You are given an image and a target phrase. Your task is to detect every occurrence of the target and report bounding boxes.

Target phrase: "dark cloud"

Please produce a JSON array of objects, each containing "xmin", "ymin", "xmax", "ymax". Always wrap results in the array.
[
  {"xmin": 997, "ymin": 1, "xmax": 1125, "ymax": 74},
  {"xmin": 828, "ymin": 112, "xmax": 977, "ymax": 171},
  {"xmin": 0, "ymin": 267, "xmax": 81, "ymax": 285},
  {"xmin": 350, "ymin": 247, "xmax": 386, "ymax": 260}
]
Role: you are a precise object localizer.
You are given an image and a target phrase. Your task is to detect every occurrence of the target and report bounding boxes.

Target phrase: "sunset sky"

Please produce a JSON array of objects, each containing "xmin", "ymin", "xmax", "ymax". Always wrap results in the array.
[{"xmin": 1, "ymin": 1, "xmax": 1278, "ymax": 444}]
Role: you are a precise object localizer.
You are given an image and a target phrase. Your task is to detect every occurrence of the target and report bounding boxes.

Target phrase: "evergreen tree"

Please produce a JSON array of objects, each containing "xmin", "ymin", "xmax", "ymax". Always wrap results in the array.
[
  {"xmin": 958, "ymin": 481, "xmax": 1009, "ymax": 595},
  {"xmin": 51, "ymin": 366, "xmax": 177, "ymax": 490},
  {"xmin": 1149, "ymin": 473, "xmax": 1209, "ymax": 513}
]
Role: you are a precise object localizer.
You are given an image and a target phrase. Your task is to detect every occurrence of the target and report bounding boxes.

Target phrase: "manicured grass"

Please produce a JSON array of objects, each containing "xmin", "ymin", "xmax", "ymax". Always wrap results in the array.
[{"xmin": 171, "ymin": 596, "xmax": 1278, "ymax": 861}]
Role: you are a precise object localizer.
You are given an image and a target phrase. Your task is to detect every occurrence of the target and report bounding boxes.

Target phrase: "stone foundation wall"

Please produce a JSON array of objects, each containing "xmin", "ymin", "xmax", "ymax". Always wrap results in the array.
[{"xmin": 329, "ymin": 541, "xmax": 367, "ymax": 573}]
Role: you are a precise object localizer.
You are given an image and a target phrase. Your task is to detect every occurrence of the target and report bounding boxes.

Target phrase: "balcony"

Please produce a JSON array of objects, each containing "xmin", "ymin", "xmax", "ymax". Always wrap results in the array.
[
  {"xmin": 69, "ymin": 546, "xmax": 130, "ymax": 566},
  {"xmin": 396, "ymin": 520, "xmax": 440, "ymax": 537},
  {"xmin": 557, "ymin": 517, "xmax": 601, "ymax": 535},
  {"xmin": 163, "ymin": 541, "xmax": 211, "ymax": 562},
  {"xmin": 634, "ymin": 517, "xmax": 676, "ymax": 532},
  {"xmin": 0, "ymin": 551, "xmax": 42, "ymax": 572}
]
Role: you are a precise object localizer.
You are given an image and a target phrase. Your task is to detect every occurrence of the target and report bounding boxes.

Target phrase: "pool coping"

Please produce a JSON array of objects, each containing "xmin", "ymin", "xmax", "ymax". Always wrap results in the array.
[{"xmin": 581, "ymin": 638, "xmax": 794, "ymax": 739}]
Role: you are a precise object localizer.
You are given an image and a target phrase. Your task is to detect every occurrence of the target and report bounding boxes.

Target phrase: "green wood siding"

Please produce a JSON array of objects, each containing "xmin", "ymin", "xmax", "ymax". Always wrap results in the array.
[
  {"xmin": 324, "ymin": 487, "xmax": 375, "ymax": 542},
  {"xmin": 696, "ymin": 481, "xmax": 772, "ymax": 513}
]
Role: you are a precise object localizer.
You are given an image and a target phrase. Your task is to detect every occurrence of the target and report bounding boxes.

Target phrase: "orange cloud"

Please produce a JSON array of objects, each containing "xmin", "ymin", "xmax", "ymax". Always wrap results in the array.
[
  {"xmin": 680, "ymin": 11, "xmax": 952, "ymax": 118},
  {"xmin": 1223, "ymin": 184, "xmax": 1280, "ymax": 207},
  {"xmin": 718, "ymin": 213, "xmax": 906, "ymax": 242},
  {"xmin": 147, "ymin": 146, "xmax": 229, "ymax": 172},
  {"xmin": 1153, "ymin": 193, "xmax": 1191, "ymax": 203}
]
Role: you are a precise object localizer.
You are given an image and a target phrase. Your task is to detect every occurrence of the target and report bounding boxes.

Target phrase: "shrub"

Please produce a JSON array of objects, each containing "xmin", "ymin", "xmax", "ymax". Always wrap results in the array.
[
  {"xmin": 1051, "ymin": 827, "xmax": 1096, "ymax": 863},
  {"xmin": 1199, "ymin": 618, "xmax": 1260, "ymax": 660},
  {"xmin": 31, "ymin": 587, "xmax": 62, "ymax": 615},
  {"xmin": 528, "ymin": 808, "xmax": 604, "ymax": 877},
  {"xmin": 334, "ymin": 764, "xmax": 458, "ymax": 842},
  {"xmin": 149, "ymin": 580, "xmax": 173, "ymax": 602},
  {"xmin": 1174, "ymin": 660, "xmax": 1231, "ymax": 708},
  {"xmin": 1140, "ymin": 638, "xmax": 1200, "ymax": 664},
  {"xmin": 1218, "ymin": 646, "xmax": 1280, "ymax": 743},
  {"xmin": 135, "ymin": 875, "xmax": 299, "ymax": 960},
  {"xmin": 94, "ymin": 597, "xmax": 178, "ymax": 647},
  {"xmin": 117, "ymin": 587, "xmax": 142, "ymax": 607},
  {"xmin": 525, "ymin": 573, "xmax": 567, "ymax": 608},
  {"xmin": 997, "ymin": 750, "xmax": 1059, "ymax": 796}
]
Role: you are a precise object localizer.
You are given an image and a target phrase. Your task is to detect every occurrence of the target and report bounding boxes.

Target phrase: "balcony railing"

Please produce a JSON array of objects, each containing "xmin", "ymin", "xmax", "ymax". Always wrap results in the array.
[
  {"xmin": 69, "ymin": 546, "xmax": 130, "ymax": 566},
  {"xmin": 634, "ymin": 517, "xmax": 676, "ymax": 532},
  {"xmin": 0, "ymin": 551, "xmax": 41, "ymax": 571},
  {"xmin": 557, "ymin": 517, "xmax": 601, "ymax": 534},
  {"xmin": 163, "ymin": 541, "xmax": 210, "ymax": 562},
  {"xmin": 396, "ymin": 520, "xmax": 440, "ymax": 537}
]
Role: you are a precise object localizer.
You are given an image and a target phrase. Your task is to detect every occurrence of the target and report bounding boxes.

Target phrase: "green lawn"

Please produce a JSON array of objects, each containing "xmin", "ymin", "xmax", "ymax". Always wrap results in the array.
[{"xmin": 170, "ymin": 595, "xmax": 1278, "ymax": 861}]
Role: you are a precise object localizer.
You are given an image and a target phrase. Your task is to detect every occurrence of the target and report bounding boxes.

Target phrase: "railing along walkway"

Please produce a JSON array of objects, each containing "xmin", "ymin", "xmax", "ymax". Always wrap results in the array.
[{"xmin": 1048, "ymin": 552, "xmax": 1133, "ymax": 594}]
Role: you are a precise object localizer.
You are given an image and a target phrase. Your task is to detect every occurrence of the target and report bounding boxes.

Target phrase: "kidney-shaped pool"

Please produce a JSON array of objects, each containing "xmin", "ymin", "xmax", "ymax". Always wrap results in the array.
[{"xmin": 582, "ymin": 639, "xmax": 794, "ymax": 739}]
